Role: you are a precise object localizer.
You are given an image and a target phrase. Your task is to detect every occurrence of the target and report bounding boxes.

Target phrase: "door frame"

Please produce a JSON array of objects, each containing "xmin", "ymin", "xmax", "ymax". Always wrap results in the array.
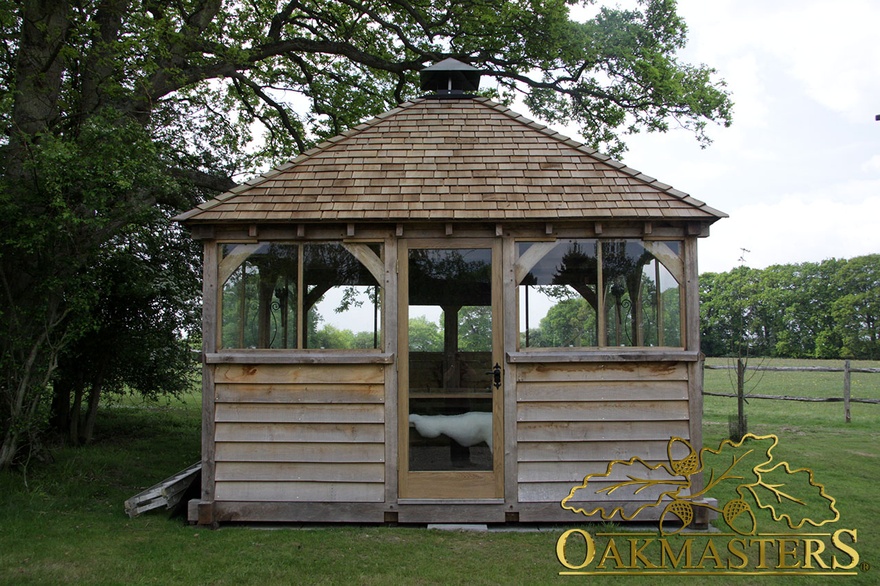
[{"xmin": 397, "ymin": 237, "xmax": 504, "ymax": 499}]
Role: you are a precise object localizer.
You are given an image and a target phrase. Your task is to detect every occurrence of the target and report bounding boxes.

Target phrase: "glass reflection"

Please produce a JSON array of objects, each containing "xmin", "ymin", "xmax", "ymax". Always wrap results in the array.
[{"xmin": 407, "ymin": 248, "xmax": 493, "ymax": 471}]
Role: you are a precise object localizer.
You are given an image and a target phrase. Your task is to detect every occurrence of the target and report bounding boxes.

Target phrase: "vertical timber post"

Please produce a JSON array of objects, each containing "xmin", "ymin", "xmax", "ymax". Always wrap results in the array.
[
  {"xmin": 736, "ymin": 358, "xmax": 746, "ymax": 441},
  {"xmin": 844, "ymin": 360, "xmax": 851, "ymax": 424}
]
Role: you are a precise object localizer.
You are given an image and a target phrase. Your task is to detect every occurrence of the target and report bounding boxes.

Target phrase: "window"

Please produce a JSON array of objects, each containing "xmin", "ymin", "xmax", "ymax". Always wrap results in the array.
[
  {"xmin": 219, "ymin": 242, "xmax": 383, "ymax": 350},
  {"xmin": 517, "ymin": 239, "xmax": 683, "ymax": 349}
]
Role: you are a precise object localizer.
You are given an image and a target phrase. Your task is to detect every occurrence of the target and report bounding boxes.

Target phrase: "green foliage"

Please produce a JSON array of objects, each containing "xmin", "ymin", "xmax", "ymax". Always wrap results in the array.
[
  {"xmin": 0, "ymin": 108, "xmax": 201, "ymax": 461},
  {"xmin": 458, "ymin": 306, "xmax": 493, "ymax": 352},
  {"xmin": 700, "ymin": 255, "xmax": 880, "ymax": 360},
  {"xmin": 0, "ymin": 366, "xmax": 877, "ymax": 584},
  {"xmin": 1, "ymin": 0, "xmax": 733, "ymax": 467},
  {"xmin": 308, "ymin": 324, "xmax": 379, "ymax": 350},
  {"xmin": 532, "ymin": 297, "xmax": 598, "ymax": 347},
  {"xmin": 409, "ymin": 316, "xmax": 443, "ymax": 352},
  {"xmin": 51, "ymin": 217, "xmax": 202, "ymax": 444}
]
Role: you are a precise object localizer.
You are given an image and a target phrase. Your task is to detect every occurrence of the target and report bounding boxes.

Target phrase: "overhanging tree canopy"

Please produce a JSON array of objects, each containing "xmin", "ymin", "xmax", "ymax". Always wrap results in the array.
[{"xmin": 0, "ymin": 0, "xmax": 732, "ymax": 468}]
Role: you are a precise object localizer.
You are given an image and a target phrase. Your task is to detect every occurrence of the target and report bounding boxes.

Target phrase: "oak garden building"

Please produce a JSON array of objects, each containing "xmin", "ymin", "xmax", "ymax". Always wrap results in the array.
[{"xmin": 176, "ymin": 60, "xmax": 725, "ymax": 525}]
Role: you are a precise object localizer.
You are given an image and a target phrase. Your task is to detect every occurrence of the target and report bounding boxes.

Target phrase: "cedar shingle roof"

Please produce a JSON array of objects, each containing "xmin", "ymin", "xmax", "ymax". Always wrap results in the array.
[{"xmin": 176, "ymin": 97, "xmax": 726, "ymax": 224}]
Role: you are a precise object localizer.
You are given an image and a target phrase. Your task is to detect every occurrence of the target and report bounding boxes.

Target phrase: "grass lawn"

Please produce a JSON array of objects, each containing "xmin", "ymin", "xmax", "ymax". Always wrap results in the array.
[{"xmin": 1, "ymin": 360, "xmax": 877, "ymax": 585}]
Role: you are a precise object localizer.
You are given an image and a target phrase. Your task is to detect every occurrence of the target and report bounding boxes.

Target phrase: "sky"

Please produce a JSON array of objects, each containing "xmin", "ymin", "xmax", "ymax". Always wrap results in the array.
[
  {"xmin": 324, "ymin": 1, "xmax": 880, "ymax": 331},
  {"xmin": 562, "ymin": 0, "xmax": 880, "ymax": 274}
]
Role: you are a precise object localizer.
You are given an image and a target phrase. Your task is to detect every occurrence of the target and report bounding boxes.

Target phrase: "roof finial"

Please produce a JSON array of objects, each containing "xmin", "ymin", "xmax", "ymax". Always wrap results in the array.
[{"xmin": 420, "ymin": 58, "xmax": 482, "ymax": 98}]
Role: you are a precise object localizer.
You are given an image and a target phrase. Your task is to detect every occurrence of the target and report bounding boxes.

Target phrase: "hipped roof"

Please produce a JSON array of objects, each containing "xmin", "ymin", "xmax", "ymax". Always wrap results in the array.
[{"xmin": 176, "ymin": 97, "xmax": 726, "ymax": 224}]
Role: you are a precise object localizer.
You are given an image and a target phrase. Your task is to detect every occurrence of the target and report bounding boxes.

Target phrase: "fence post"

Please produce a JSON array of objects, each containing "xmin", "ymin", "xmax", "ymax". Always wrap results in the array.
[
  {"xmin": 733, "ymin": 358, "xmax": 747, "ymax": 440},
  {"xmin": 844, "ymin": 360, "xmax": 851, "ymax": 423}
]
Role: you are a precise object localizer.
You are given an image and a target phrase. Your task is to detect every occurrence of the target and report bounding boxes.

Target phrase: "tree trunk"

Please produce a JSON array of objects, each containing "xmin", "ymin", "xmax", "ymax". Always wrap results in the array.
[
  {"xmin": 80, "ymin": 369, "xmax": 106, "ymax": 445},
  {"xmin": 0, "ymin": 329, "xmax": 63, "ymax": 468},
  {"xmin": 0, "ymin": 433, "xmax": 18, "ymax": 470},
  {"xmin": 50, "ymin": 379, "xmax": 72, "ymax": 435},
  {"xmin": 6, "ymin": 0, "xmax": 71, "ymax": 178},
  {"xmin": 69, "ymin": 384, "xmax": 83, "ymax": 446}
]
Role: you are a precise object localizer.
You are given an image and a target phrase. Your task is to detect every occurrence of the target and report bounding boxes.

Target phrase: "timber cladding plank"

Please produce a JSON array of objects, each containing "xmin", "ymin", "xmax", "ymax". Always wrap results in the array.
[
  {"xmin": 213, "ymin": 363, "xmax": 385, "ymax": 385},
  {"xmin": 215, "ymin": 403, "xmax": 384, "ymax": 423},
  {"xmin": 396, "ymin": 504, "xmax": 506, "ymax": 524},
  {"xmin": 215, "ymin": 422, "xmax": 384, "ymax": 443},
  {"xmin": 517, "ymin": 439, "xmax": 674, "ymax": 463},
  {"xmin": 517, "ymin": 459, "xmax": 677, "ymax": 484},
  {"xmin": 518, "ymin": 480, "xmax": 676, "ymax": 503},
  {"xmin": 215, "ymin": 383, "xmax": 384, "ymax": 404},
  {"xmin": 213, "ymin": 502, "xmax": 388, "ymax": 523},
  {"xmin": 517, "ymin": 501, "xmax": 665, "ymax": 523},
  {"xmin": 215, "ymin": 462, "xmax": 384, "ymax": 483},
  {"xmin": 214, "ymin": 481, "xmax": 384, "ymax": 502},
  {"xmin": 516, "ymin": 400, "xmax": 690, "ymax": 422},
  {"xmin": 516, "ymin": 380, "xmax": 687, "ymax": 402},
  {"xmin": 215, "ymin": 441, "xmax": 385, "ymax": 463},
  {"xmin": 516, "ymin": 361, "xmax": 688, "ymax": 383},
  {"xmin": 516, "ymin": 419, "xmax": 690, "ymax": 442}
]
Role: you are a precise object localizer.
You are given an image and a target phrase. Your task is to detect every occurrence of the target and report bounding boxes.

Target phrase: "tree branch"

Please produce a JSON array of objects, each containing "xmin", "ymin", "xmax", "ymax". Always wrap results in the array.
[
  {"xmin": 169, "ymin": 167, "xmax": 236, "ymax": 194},
  {"xmin": 229, "ymin": 72, "xmax": 307, "ymax": 153}
]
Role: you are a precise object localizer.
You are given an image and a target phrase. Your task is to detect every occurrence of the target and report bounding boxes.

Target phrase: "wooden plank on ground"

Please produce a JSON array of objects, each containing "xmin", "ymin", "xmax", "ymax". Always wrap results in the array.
[{"xmin": 124, "ymin": 462, "xmax": 201, "ymax": 518}]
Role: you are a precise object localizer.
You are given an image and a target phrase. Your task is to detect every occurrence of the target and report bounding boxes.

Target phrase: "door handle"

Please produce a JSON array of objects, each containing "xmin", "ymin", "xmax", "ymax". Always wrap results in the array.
[{"xmin": 485, "ymin": 363, "xmax": 501, "ymax": 389}]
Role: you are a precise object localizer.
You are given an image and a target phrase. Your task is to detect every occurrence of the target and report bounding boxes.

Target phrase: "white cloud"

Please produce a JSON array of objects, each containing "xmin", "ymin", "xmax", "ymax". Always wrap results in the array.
[
  {"xmin": 680, "ymin": 0, "xmax": 880, "ymax": 119},
  {"xmin": 559, "ymin": 1, "xmax": 880, "ymax": 275},
  {"xmin": 700, "ymin": 194, "xmax": 880, "ymax": 273},
  {"xmin": 769, "ymin": 2, "xmax": 880, "ymax": 117},
  {"xmin": 862, "ymin": 155, "xmax": 880, "ymax": 173}
]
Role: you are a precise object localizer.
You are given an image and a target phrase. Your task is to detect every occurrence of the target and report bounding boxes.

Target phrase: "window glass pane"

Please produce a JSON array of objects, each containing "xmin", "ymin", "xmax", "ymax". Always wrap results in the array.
[
  {"xmin": 407, "ymin": 248, "xmax": 494, "ymax": 472},
  {"xmin": 219, "ymin": 242, "xmax": 383, "ymax": 350},
  {"xmin": 517, "ymin": 240, "xmax": 599, "ymax": 348},
  {"xmin": 304, "ymin": 243, "xmax": 383, "ymax": 349},
  {"xmin": 458, "ymin": 306, "xmax": 492, "ymax": 352},
  {"xmin": 517, "ymin": 239, "xmax": 683, "ymax": 349},
  {"xmin": 220, "ymin": 243, "xmax": 298, "ymax": 349},
  {"xmin": 602, "ymin": 240, "xmax": 682, "ymax": 347}
]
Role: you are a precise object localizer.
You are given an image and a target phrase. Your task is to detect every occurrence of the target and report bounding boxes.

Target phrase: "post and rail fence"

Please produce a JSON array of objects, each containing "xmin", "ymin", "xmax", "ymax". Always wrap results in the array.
[{"xmin": 703, "ymin": 360, "xmax": 880, "ymax": 423}]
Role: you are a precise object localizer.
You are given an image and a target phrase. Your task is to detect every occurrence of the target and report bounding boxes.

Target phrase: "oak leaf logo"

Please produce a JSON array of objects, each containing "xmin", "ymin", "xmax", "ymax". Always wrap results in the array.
[{"xmin": 560, "ymin": 434, "xmax": 839, "ymax": 535}]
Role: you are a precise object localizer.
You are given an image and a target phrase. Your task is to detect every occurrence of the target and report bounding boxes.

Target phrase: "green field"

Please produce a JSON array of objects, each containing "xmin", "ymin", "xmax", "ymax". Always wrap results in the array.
[{"xmin": 1, "ymin": 360, "xmax": 877, "ymax": 585}]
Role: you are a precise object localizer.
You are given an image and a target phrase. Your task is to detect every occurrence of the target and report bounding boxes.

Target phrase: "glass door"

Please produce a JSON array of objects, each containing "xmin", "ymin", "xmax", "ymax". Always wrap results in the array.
[{"xmin": 399, "ymin": 240, "xmax": 503, "ymax": 499}]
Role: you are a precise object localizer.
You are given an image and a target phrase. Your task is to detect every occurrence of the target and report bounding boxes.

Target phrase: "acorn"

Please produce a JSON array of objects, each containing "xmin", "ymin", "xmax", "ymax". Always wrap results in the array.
[
  {"xmin": 660, "ymin": 500, "xmax": 694, "ymax": 535},
  {"xmin": 668, "ymin": 438, "xmax": 700, "ymax": 477},
  {"xmin": 722, "ymin": 498, "xmax": 757, "ymax": 535}
]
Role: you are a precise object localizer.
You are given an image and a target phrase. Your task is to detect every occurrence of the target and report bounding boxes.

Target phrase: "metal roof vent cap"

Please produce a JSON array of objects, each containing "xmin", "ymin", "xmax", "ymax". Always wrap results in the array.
[{"xmin": 420, "ymin": 58, "xmax": 482, "ymax": 98}]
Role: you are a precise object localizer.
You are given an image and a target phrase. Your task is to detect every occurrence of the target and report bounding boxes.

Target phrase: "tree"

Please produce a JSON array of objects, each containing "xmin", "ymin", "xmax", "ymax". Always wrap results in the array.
[
  {"xmin": 766, "ymin": 260, "xmax": 841, "ymax": 359},
  {"xmin": 536, "ymin": 297, "xmax": 598, "ymax": 347},
  {"xmin": 458, "ymin": 306, "xmax": 493, "ymax": 352},
  {"xmin": 699, "ymin": 256, "xmax": 878, "ymax": 361},
  {"xmin": 51, "ymin": 217, "xmax": 201, "ymax": 446},
  {"xmin": 824, "ymin": 255, "xmax": 880, "ymax": 360},
  {"xmin": 699, "ymin": 265, "xmax": 774, "ymax": 358},
  {"xmin": 0, "ymin": 0, "xmax": 732, "ymax": 469},
  {"xmin": 699, "ymin": 263, "xmax": 767, "ymax": 441},
  {"xmin": 408, "ymin": 316, "xmax": 443, "ymax": 352}
]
